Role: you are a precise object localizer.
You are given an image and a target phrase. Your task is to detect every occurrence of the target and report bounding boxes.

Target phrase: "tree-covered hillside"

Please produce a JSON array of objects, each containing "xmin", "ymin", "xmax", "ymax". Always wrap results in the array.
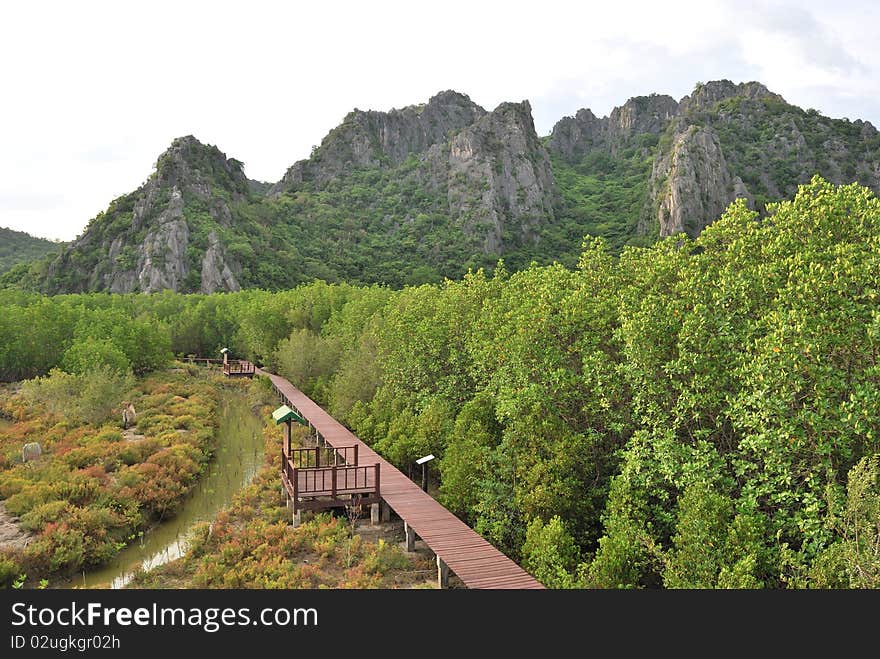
[
  {"xmin": 2, "ymin": 177, "xmax": 877, "ymax": 588},
  {"xmin": 0, "ymin": 227, "xmax": 65, "ymax": 274}
]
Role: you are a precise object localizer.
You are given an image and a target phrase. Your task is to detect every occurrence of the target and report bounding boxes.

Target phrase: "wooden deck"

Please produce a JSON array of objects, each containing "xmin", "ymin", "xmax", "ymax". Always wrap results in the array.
[
  {"xmin": 257, "ymin": 368, "xmax": 544, "ymax": 590},
  {"xmin": 223, "ymin": 359, "xmax": 255, "ymax": 378},
  {"xmin": 281, "ymin": 451, "xmax": 381, "ymax": 511}
]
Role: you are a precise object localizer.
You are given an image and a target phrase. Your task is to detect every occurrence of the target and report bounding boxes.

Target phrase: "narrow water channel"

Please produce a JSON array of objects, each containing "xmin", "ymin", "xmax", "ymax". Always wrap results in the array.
[{"xmin": 70, "ymin": 393, "xmax": 265, "ymax": 589}]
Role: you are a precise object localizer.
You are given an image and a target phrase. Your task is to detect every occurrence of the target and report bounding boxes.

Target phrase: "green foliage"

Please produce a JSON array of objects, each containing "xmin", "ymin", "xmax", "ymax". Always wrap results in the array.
[
  {"xmin": 274, "ymin": 329, "xmax": 341, "ymax": 401},
  {"xmin": 0, "ymin": 292, "xmax": 171, "ymax": 382},
  {"xmin": 522, "ymin": 516, "xmax": 583, "ymax": 588},
  {"xmin": 811, "ymin": 457, "xmax": 880, "ymax": 588},
  {"xmin": 704, "ymin": 96, "xmax": 880, "ymax": 205},
  {"xmin": 1, "ymin": 177, "xmax": 878, "ymax": 589},
  {"xmin": 549, "ymin": 147, "xmax": 654, "ymax": 255},
  {"xmin": 62, "ymin": 337, "xmax": 131, "ymax": 374},
  {"xmin": 0, "ymin": 228, "xmax": 65, "ymax": 274},
  {"xmin": 0, "ymin": 555, "xmax": 24, "ymax": 588},
  {"xmin": 21, "ymin": 367, "xmax": 135, "ymax": 425}
]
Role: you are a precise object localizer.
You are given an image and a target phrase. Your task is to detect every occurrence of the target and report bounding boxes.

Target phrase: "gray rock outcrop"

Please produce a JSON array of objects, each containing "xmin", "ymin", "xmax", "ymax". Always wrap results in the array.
[
  {"xmin": 21, "ymin": 442, "xmax": 42, "ymax": 462},
  {"xmin": 650, "ymin": 126, "xmax": 751, "ymax": 237},
  {"xmin": 44, "ymin": 137, "xmax": 248, "ymax": 294},
  {"xmin": 548, "ymin": 94, "xmax": 679, "ymax": 160},
  {"xmin": 426, "ymin": 100, "xmax": 556, "ymax": 253},
  {"xmin": 273, "ymin": 90, "xmax": 486, "ymax": 194},
  {"xmin": 200, "ymin": 230, "xmax": 240, "ymax": 293}
]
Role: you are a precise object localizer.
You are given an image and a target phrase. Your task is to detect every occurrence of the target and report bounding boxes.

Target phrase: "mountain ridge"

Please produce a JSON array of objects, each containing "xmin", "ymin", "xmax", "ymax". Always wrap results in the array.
[{"xmin": 6, "ymin": 79, "xmax": 879, "ymax": 294}]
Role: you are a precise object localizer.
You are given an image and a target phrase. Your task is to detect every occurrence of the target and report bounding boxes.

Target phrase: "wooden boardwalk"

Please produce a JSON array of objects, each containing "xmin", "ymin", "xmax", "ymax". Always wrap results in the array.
[{"xmin": 257, "ymin": 368, "xmax": 544, "ymax": 590}]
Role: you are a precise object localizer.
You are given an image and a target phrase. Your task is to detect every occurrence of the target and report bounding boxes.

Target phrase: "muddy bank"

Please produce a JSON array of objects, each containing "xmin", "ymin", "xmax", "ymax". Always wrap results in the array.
[{"xmin": 0, "ymin": 501, "xmax": 33, "ymax": 552}]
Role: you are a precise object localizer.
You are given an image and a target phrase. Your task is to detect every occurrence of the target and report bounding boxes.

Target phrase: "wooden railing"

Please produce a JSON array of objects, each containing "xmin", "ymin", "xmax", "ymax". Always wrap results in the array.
[
  {"xmin": 223, "ymin": 360, "xmax": 255, "ymax": 377},
  {"xmin": 281, "ymin": 455, "xmax": 380, "ymax": 512},
  {"xmin": 184, "ymin": 357, "xmax": 223, "ymax": 366},
  {"xmin": 286, "ymin": 445, "xmax": 358, "ymax": 468}
]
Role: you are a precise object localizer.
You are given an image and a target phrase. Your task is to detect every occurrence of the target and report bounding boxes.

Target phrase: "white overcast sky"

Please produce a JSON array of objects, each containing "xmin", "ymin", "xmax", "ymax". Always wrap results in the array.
[{"xmin": 1, "ymin": 0, "xmax": 878, "ymax": 241}]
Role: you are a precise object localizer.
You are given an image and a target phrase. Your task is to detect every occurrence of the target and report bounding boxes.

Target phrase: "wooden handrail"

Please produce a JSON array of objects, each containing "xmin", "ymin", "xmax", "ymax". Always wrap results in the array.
[
  {"xmin": 288, "ymin": 464, "xmax": 380, "ymax": 495},
  {"xmin": 287, "ymin": 445, "xmax": 359, "ymax": 468}
]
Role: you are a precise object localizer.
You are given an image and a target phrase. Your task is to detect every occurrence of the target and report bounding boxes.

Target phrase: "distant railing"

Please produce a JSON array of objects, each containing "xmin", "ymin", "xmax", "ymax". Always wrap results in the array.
[
  {"xmin": 222, "ymin": 360, "xmax": 256, "ymax": 377},
  {"xmin": 184, "ymin": 357, "xmax": 224, "ymax": 366}
]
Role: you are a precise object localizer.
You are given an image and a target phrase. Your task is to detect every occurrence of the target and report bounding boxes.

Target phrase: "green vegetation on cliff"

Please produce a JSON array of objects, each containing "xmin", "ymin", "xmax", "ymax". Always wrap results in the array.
[
  {"xmin": 548, "ymin": 139, "xmax": 657, "ymax": 254},
  {"xmin": 685, "ymin": 94, "xmax": 880, "ymax": 210}
]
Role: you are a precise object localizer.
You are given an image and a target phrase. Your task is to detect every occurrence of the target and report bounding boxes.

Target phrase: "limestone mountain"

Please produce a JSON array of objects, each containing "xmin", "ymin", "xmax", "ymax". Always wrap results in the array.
[
  {"xmin": 549, "ymin": 80, "xmax": 880, "ymax": 244},
  {"xmin": 652, "ymin": 80, "xmax": 880, "ymax": 236},
  {"xmin": 19, "ymin": 91, "xmax": 559, "ymax": 293},
  {"xmin": 8, "ymin": 81, "xmax": 880, "ymax": 293},
  {"xmin": 269, "ymin": 91, "xmax": 557, "ymax": 278},
  {"xmin": 33, "ymin": 137, "xmax": 252, "ymax": 294}
]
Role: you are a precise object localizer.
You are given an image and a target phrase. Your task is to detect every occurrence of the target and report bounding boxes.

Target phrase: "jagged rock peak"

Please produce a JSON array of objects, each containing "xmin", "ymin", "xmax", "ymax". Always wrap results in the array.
[
  {"xmin": 547, "ymin": 108, "xmax": 603, "ymax": 161},
  {"xmin": 609, "ymin": 94, "xmax": 680, "ymax": 138},
  {"xmin": 272, "ymin": 90, "xmax": 487, "ymax": 194},
  {"xmin": 340, "ymin": 90, "xmax": 485, "ymax": 135},
  {"xmin": 548, "ymin": 93, "xmax": 679, "ymax": 160},
  {"xmin": 155, "ymin": 135, "xmax": 250, "ymax": 197},
  {"xmin": 491, "ymin": 99, "xmax": 535, "ymax": 121},
  {"xmin": 435, "ymin": 98, "xmax": 556, "ymax": 254},
  {"xmin": 679, "ymin": 80, "xmax": 785, "ymax": 114}
]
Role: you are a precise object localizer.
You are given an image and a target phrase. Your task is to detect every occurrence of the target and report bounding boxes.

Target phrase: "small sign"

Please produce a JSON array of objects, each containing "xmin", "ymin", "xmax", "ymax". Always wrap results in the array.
[{"xmin": 416, "ymin": 454, "xmax": 435, "ymax": 465}]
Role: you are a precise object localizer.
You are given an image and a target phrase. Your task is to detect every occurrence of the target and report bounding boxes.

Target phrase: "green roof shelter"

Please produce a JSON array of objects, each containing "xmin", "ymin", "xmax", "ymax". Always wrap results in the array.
[
  {"xmin": 273, "ymin": 405, "xmax": 308, "ymax": 456},
  {"xmin": 272, "ymin": 405, "xmax": 307, "ymax": 426}
]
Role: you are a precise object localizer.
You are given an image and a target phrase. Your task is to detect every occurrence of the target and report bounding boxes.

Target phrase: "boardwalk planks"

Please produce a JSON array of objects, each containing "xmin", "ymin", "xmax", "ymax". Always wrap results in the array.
[{"xmin": 257, "ymin": 368, "xmax": 544, "ymax": 590}]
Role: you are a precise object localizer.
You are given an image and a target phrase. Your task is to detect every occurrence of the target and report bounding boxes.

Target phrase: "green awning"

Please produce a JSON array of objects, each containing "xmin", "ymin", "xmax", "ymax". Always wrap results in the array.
[{"xmin": 272, "ymin": 405, "xmax": 307, "ymax": 426}]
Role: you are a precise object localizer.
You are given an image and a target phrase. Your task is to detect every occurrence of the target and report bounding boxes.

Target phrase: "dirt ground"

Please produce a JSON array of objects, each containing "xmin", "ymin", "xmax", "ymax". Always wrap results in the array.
[
  {"xmin": 0, "ymin": 501, "xmax": 32, "ymax": 552},
  {"xmin": 352, "ymin": 517, "xmax": 466, "ymax": 588}
]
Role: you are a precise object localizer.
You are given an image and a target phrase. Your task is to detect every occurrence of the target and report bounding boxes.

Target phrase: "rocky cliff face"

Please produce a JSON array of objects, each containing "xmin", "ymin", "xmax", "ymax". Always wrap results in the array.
[
  {"xmin": 650, "ymin": 126, "xmax": 750, "ymax": 237},
  {"xmin": 678, "ymin": 80, "xmax": 784, "ymax": 114},
  {"xmin": 425, "ymin": 100, "xmax": 556, "ymax": 253},
  {"xmin": 550, "ymin": 79, "xmax": 880, "ymax": 240},
  {"xmin": 274, "ymin": 92, "xmax": 556, "ymax": 257},
  {"xmin": 273, "ymin": 90, "xmax": 486, "ymax": 193},
  {"xmin": 43, "ymin": 136, "xmax": 245, "ymax": 294},
  {"xmin": 548, "ymin": 94, "xmax": 679, "ymax": 160}
]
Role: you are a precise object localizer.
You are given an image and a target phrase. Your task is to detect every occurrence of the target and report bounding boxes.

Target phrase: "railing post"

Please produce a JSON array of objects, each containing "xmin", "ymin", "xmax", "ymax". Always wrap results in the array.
[
  {"xmin": 315, "ymin": 447, "xmax": 319, "ymax": 468},
  {"xmin": 375, "ymin": 463, "xmax": 380, "ymax": 498},
  {"xmin": 354, "ymin": 445, "xmax": 359, "ymax": 466},
  {"xmin": 331, "ymin": 466, "xmax": 337, "ymax": 500}
]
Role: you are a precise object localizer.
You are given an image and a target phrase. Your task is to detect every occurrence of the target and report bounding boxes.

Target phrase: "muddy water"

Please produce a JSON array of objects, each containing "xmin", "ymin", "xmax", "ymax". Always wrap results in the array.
[{"xmin": 70, "ymin": 393, "xmax": 265, "ymax": 589}]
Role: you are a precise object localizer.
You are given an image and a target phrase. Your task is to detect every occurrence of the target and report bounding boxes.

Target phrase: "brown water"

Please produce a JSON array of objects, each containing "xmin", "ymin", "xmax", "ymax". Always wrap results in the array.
[{"xmin": 68, "ymin": 393, "xmax": 265, "ymax": 589}]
